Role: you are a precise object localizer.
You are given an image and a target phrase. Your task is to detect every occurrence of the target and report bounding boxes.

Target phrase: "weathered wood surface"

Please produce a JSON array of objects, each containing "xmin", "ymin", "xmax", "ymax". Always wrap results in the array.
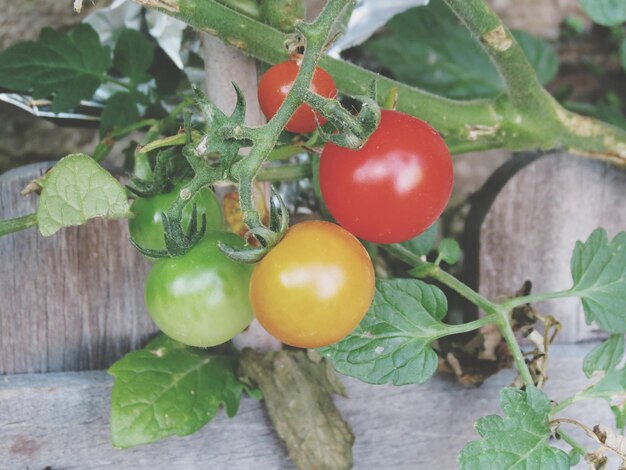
[
  {"xmin": 479, "ymin": 152, "xmax": 626, "ymax": 343},
  {"xmin": 0, "ymin": 162, "xmax": 157, "ymax": 374},
  {"xmin": 0, "ymin": 344, "xmax": 612, "ymax": 469}
]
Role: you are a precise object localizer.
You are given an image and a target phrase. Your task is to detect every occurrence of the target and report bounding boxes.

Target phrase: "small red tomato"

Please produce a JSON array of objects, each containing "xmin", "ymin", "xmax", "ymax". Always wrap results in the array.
[
  {"xmin": 319, "ymin": 109, "xmax": 454, "ymax": 244},
  {"xmin": 257, "ymin": 60, "xmax": 336, "ymax": 134}
]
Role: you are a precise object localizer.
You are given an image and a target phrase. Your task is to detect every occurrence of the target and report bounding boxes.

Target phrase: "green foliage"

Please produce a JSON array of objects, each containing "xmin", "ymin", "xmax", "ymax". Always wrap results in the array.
[
  {"xmin": 36, "ymin": 154, "xmax": 130, "ymax": 236},
  {"xmin": 100, "ymin": 92, "xmax": 140, "ymax": 137},
  {"xmin": 437, "ymin": 238, "xmax": 461, "ymax": 265},
  {"xmin": 458, "ymin": 387, "xmax": 570, "ymax": 470},
  {"xmin": 621, "ymin": 39, "xmax": 626, "ymax": 72},
  {"xmin": 570, "ymin": 228, "xmax": 626, "ymax": 333},
  {"xmin": 109, "ymin": 334, "xmax": 257, "ymax": 448},
  {"xmin": 578, "ymin": 0, "xmax": 626, "ymax": 27},
  {"xmin": 318, "ymin": 279, "xmax": 449, "ymax": 385},
  {"xmin": 0, "ymin": 24, "xmax": 110, "ymax": 112},
  {"xmin": 365, "ymin": 2, "xmax": 558, "ymax": 99},
  {"xmin": 399, "ymin": 222, "xmax": 438, "ymax": 257},
  {"xmin": 583, "ymin": 334, "xmax": 625, "ymax": 378},
  {"xmin": 577, "ymin": 366, "xmax": 626, "ymax": 402},
  {"xmin": 113, "ymin": 29, "xmax": 156, "ymax": 85}
]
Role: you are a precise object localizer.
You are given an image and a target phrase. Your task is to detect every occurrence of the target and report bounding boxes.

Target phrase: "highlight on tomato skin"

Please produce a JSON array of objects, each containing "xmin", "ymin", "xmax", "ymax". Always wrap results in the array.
[
  {"xmin": 257, "ymin": 60, "xmax": 337, "ymax": 134},
  {"xmin": 249, "ymin": 220, "xmax": 375, "ymax": 348},
  {"xmin": 318, "ymin": 109, "xmax": 454, "ymax": 244}
]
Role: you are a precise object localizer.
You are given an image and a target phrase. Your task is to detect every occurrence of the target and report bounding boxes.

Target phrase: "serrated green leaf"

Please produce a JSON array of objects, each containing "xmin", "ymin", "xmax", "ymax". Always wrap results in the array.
[
  {"xmin": 109, "ymin": 334, "xmax": 254, "ymax": 448},
  {"xmin": 570, "ymin": 228, "xmax": 626, "ymax": 333},
  {"xmin": 583, "ymin": 335, "xmax": 625, "ymax": 378},
  {"xmin": 399, "ymin": 222, "xmax": 438, "ymax": 257},
  {"xmin": 438, "ymin": 238, "xmax": 462, "ymax": 265},
  {"xmin": 579, "ymin": 0, "xmax": 626, "ymax": 27},
  {"xmin": 113, "ymin": 29, "xmax": 155, "ymax": 85},
  {"xmin": 578, "ymin": 366, "xmax": 626, "ymax": 401},
  {"xmin": 318, "ymin": 279, "xmax": 450, "ymax": 385},
  {"xmin": 100, "ymin": 92, "xmax": 140, "ymax": 137},
  {"xmin": 36, "ymin": 154, "xmax": 131, "ymax": 236},
  {"xmin": 458, "ymin": 386, "xmax": 569, "ymax": 470},
  {"xmin": 0, "ymin": 24, "xmax": 110, "ymax": 112},
  {"xmin": 365, "ymin": 3, "xmax": 558, "ymax": 99},
  {"xmin": 576, "ymin": 366, "xmax": 626, "ymax": 430}
]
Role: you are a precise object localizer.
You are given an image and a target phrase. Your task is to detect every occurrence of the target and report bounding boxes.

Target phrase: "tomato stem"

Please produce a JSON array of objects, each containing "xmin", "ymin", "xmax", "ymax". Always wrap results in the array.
[
  {"xmin": 384, "ymin": 242, "xmax": 536, "ymax": 388},
  {"xmin": 0, "ymin": 213, "xmax": 38, "ymax": 237},
  {"xmin": 135, "ymin": 0, "xmax": 626, "ymax": 165}
]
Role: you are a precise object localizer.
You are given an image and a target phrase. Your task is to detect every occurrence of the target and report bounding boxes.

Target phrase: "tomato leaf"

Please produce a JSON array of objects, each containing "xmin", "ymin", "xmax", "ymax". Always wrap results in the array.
[
  {"xmin": 99, "ymin": 92, "xmax": 140, "ymax": 137},
  {"xmin": 400, "ymin": 222, "xmax": 438, "ymax": 257},
  {"xmin": 437, "ymin": 238, "xmax": 462, "ymax": 265},
  {"xmin": 458, "ymin": 387, "xmax": 569, "ymax": 470},
  {"xmin": 365, "ymin": 3, "xmax": 558, "ymax": 99},
  {"xmin": 36, "ymin": 154, "xmax": 131, "ymax": 236},
  {"xmin": 569, "ymin": 228, "xmax": 626, "ymax": 333},
  {"xmin": 583, "ymin": 335, "xmax": 625, "ymax": 378},
  {"xmin": 578, "ymin": 0, "xmax": 626, "ymax": 26},
  {"xmin": 113, "ymin": 29, "xmax": 155, "ymax": 85},
  {"xmin": 109, "ymin": 334, "xmax": 257, "ymax": 448},
  {"xmin": 318, "ymin": 279, "xmax": 448, "ymax": 385},
  {"xmin": 570, "ymin": 366, "xmax": 626, "ymax": 429},
  {"xmin": 0, "ymin": 24, "xmax": 110, "ymax": 112}
]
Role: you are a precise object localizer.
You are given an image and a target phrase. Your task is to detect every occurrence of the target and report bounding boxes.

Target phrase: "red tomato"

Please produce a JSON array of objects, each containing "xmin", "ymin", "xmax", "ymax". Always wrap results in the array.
[
  {"xmin": 319, "ymin": 109, "xmax": 453, "ymax": 244},
  {"xmin": 257, "ymin": 60, "xmax": 336, "ymax": 134}
]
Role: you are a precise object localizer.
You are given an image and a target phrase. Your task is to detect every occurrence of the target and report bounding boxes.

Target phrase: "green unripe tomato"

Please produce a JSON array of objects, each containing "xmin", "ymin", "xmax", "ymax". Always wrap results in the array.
[
  {"xmin": 144, "ymin": 231, "xmax": 254, "ymax": 347},
  {"xmin": 129, "ymin": 182, "xmax": 223, "ymax": 252}
]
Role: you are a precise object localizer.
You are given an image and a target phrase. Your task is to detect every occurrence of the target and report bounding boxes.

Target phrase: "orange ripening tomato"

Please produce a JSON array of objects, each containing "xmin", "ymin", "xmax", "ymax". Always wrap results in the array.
[
  {"xmin": 257, "ymin": 60, "xmax": 337, "ymax": 134},
  {"xmin": 249, "ymin": 220, "xmax": 375, "ymax": 348}
]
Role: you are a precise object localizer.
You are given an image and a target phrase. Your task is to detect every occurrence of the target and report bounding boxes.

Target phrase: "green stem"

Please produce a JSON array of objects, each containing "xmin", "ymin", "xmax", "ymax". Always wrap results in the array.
[
  {"xmin": 441, "ymin": 312, "xmax": 500, "ymax": 336},
  {"xmin": 257, "ymin": 163, "xmax": 311, "ymax": 181},
  {"xmin": 0, "ymin": 213, "xmax": 38, "ymax": 237},
  {"xmin": 384, "ymin": 242, "xmax": 535, "ymax": 388},
  {"xmin": 502, "ymin": 289, "xmax": 573, "ymax": 310},
  {"xmin": 383, "ymin": 243, "xmax": 499, "ymax": 313},
  {"xmin": 551, "ymin": 393, "xmax": 582, "ymax": 415},
  {"xmin": 134, "ymin": 0, "xmax": 626, "ymax": 165},
  {"xmin": 496, "ymin": 312, "xmax": 534, "ymax": 388},
  {"xmin": 430, "ymin": 267, "xmax": 500, "ymax": 314},
  {"xmin": 225, "ymin": 0, "xmax": 353, "ymax": 235},
  {"xmin": 556, "ymin": 428, "xmax": 587, "ymax": 457}
]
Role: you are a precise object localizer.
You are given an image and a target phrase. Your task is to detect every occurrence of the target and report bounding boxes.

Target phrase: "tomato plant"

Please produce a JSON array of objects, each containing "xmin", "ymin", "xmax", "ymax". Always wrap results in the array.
[
  {"xmin": 319, "ymin": 109, "xmax": 454, "ymax": 244},
  {"xmin": 144, "ymin": 231, "xmax": 253, "ymax": 347},
  {"xmin": 129, "ymin": 181, "xmax": 223, "ymax": 252},
  {"xmin": 257, "ymin": 60, "xmax": 337, "ymax": 134},
  {"xmin": 249, "ymin": 220, "xmax": 375, "ymax": 348},
  {"xmin": 2, "ymin": 0, "xmax": 626, "ymax": 467}
]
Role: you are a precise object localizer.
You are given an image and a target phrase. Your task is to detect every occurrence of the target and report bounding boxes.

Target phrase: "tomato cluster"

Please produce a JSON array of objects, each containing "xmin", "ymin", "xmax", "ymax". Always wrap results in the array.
[{"xmin": 136, "ymin": 60, "xmax": 452, "ymax": 350}]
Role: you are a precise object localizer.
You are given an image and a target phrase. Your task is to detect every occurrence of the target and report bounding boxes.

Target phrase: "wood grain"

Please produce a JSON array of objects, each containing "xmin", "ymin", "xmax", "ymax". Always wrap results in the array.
[
  {"xmin": 0, "ymin": 162, "xmax": 157, "ymax": 374},
  {"xmin": 479, "ymin": 153, "xmax": 626, "ymax": 343},
  {"xmin": 0, "ymin": 344, "xmax": 613, "ymax": 469}
]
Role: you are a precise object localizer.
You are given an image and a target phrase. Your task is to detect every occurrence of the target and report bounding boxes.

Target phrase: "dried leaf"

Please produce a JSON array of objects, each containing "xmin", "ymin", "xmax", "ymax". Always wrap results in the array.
[{"xmin": 239, "ymin": 349, "xmax": 353, "ymax": 470}]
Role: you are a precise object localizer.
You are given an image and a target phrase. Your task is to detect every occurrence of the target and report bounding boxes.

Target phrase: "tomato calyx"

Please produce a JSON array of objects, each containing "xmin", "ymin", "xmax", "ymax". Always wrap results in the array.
[
  {"xmin": 218, "ymin": 188, "xmax": 290, "ymax": 264},
  {"xmin": 300, "ymin": 80, "xmax": 381, "ymax": 150}
]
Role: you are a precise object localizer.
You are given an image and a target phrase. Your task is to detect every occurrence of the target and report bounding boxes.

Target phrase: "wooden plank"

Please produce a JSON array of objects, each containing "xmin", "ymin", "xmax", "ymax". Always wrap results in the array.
[
  {"xmin": 479, "ymin": 153, "xmax": 626, "ymax": 343},
  {"xmin": 0, "ymin": 162, "xmax": 157, "ymax": 374},
  {"xmin": 0, "ymin": 344, "xmax": 614, "ymax": 469}
]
